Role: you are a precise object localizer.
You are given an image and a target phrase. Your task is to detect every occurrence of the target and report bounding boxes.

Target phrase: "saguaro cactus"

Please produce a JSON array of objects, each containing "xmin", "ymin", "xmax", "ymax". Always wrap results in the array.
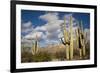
[
  {"xmin": 60, "ymin": 16, "xmax": 74, "ymax": 60},
  {"xmin": 76, "ymin": 21, "xmax": 80, "ymax": 50},
  {"xmin": 75, "ymin": 22, "xmax": 82, "ymax": 59},
  {"xmin": 60, "ymin": 16, "xmax": 70, "ymax": 60},
  {"xmin": 69, "ymin": 16, "xmax": 74, "ymax": 60},
  {"xmin": 32, "ymin": 35, "xmax": 38, "ymax": 55},
  {"xmin": 80, "ymin": 21, "xmax": 86, "ymax": 57},
  {"xmin": 76, "ymin": 21, "xmax": 86, "ymax": 59}
]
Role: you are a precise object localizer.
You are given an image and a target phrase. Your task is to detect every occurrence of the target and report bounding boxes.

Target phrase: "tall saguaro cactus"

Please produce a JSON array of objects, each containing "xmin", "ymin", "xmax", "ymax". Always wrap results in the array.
[
  {"xmin": 60, "ymin": 16, "xmax": 74, "ymax": 60},
  {"xmin": 75, "ymin": 22, "xmax": 82, "ymax": 59},
  {"xmin": 69, "ymin": 16, "xmax": 74, "ymax": 60},
  {"xmin": 76, "ymin": 21, "xmax": 86, "ymax": 59},
  {"xmin": 61, "ymin": 16, "xmax": 70, "ymax": 60},
  {"xmin": 80, "ymin": 21, "xmax": 86, "ymax": 57},
  {"xmin": 32, "ymin": 35, "xmax": 38, "ymax": 55}
]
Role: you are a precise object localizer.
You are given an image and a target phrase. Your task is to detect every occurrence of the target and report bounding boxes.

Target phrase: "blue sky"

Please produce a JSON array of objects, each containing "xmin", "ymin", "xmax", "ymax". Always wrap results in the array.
[
  {"xmin": 21, "ymin": 10, "xmax": 90, "ymax": 29},
  {"xmin": 21, "ymin": 10, "xmax": 47, "ymax": 27},
  {"xmin": 21, "ymin": 10, "xmax": 90, "ymax": 47}
]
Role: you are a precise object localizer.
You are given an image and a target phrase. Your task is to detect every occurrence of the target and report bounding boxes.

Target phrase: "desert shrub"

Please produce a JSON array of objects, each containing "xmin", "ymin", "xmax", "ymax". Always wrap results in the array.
[
  {"xmin": 32, "ymin": 51, "xmax": 52, "ymax": 62},
  {"xmin": 55, "ymin": 51, "xmax": 66, "ymax": 60},
  {"xmin": 21, "ymin": 52, "xmax": 33, "ymax": 63},
  {"xmin": 21, "ymin": 51, "xmax": 52, "ymax": 62}
]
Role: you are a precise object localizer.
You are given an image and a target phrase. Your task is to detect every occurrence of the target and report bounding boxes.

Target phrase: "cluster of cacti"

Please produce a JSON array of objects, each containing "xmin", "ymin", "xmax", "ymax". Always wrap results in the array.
[
  {"xmin": 76, "ymin": 21, "xmax": 86, "ymax": 59},
  {"xmin": 61, "ymin": 16, "xmax": 86, "ymax": 60},
  {"xmin": 32, "ymin": 35, "xmax": 38, "ymax": 55}
]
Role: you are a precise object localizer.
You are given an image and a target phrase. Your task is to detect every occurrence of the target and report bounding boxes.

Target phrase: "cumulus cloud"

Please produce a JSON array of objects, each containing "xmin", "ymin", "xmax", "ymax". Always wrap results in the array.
[
  {"xmin": 39, "ymin": 12, "xmax": 63, "ymax": 33},
  {"xmin": 39, "ymin": 12, "xmax": 59, "ymax": 22},
  {"xmin": 24, "ymin": 31, "xmax": 44, "ymax": 41},
  {"xmin": 46, "ymin": 20, "xmax": 63, "ymax": 32},
  {"xmin": 35, "ymin": 25, "xmax": 46, "ymax": 31},
  {"xmin": 21, "ymin": 21, "xmax": 34, "ymax": 35},
  {"xmin": 39, "ymin": 12, "xmax": 64, "ymax": 40}
]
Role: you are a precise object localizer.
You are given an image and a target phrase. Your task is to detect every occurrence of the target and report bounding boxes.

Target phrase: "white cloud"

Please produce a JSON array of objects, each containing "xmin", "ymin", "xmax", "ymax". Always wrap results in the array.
[
  {"xmin": 24, "ymin": 31, "xmax": 44, "ymax": 41},
  {"xmin": 21, "ymin": 21, "xmax": 34, "ymax": 34},
  {"xmin": 35, "ymin": 25, "xmax": 46, "ymax": 31},
  {"xmin": 39, "ymin": 12, "xmax": 59, "ymax": 22},
  {"xmin": 38, "ymin": 12, "xmax": 64, "ymax": 42},
  {"xmin": 46, "ymin": 20, "xmax": 63, "ymax": 32},
  {"xmin": 35, "ymin": 15, "xmax": 63, "ymax": 42},
  {"xmin": 22, "ymin": 21, "xmax": 32, "ymax": 28}
]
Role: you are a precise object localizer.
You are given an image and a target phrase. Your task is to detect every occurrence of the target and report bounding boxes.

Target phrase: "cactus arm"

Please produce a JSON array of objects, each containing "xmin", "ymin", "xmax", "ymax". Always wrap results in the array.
[
  {"xmin": 60, "ymin": 38, "xmax": 66, "ymax": 45},
  {"xmin": 35, "ymin": 40, "xmax": 37, "ymax": 53},
  {"xmin": 32, "ymin": 41, "xmax": 38, "ymax": 55},
  {"xmin": 76, "ymin": 29, "xmax": 79, "ymax": 49},
  {"xmin": 80, "ymin": 21, "xmax": 86, "ymax": 56},
  {"xmin": 85, "ymin": 32, "xmax": 88, "ymax": 44},
  {"xmin": 69, "ymin": 16, "xmax": 74, "ymax": 60},
  {"xmin": 63, "ymin": 16, "xmax": 68, "ymax": 42},
  {"xmin": 76, "ymin": 21, "xmax": 80, "ymax": 49},
  {"xmin": 60, "ymin": 38, "xmax": 70, "ymax": 45},
  {"xmin": 82, "ymin": 33, "xmax": 86, "ymax": 57},
  {"xmin": 32, "ymin": 41, "xmax": 35, "ymax": 55}
]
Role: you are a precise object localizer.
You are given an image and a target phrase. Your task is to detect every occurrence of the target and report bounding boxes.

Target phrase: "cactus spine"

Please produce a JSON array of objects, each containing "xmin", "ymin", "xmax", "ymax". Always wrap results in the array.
[
  {"xmin": 32, "ymin": 34, "xmax": 38, "ymax": 55},
  {"xmin": 69, "ymin": 16, "xmax": 74, "ymax": 60}
]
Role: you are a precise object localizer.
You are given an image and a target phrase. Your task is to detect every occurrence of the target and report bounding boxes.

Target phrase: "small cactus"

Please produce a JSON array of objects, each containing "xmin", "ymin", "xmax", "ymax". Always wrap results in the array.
[{"xmin": 32, "ymin": 34, "xmax": 38, "ymax": 55}]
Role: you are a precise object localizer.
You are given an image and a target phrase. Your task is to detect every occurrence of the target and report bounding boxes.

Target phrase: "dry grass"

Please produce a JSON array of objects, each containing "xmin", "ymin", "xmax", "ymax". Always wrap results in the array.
[{"xmin": 21, "ymin": 43, "xmax": 90, "ymax": 63}]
